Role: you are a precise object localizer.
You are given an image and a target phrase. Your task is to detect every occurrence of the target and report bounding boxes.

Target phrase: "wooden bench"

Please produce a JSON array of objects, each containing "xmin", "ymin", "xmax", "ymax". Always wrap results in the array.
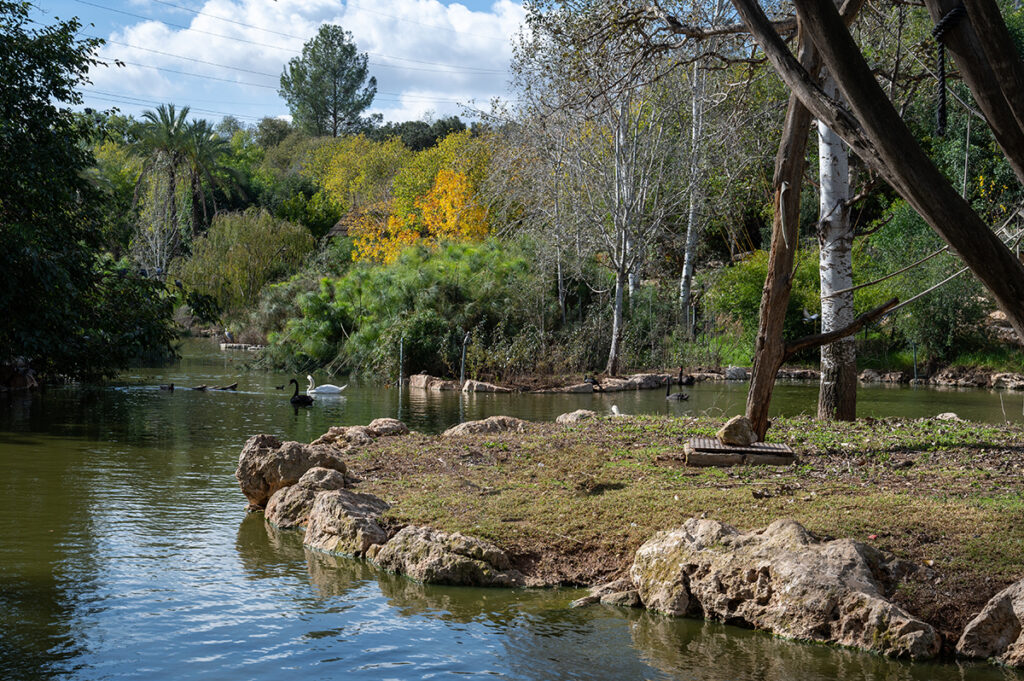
[{"xmin": 683, "ymin": 437, "xmax": 796, "ymax": 467}]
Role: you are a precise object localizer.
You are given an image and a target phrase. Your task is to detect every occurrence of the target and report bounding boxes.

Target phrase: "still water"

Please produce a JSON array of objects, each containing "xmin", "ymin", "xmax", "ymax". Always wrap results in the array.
[{"xmin": 1, "ymin": 339, "xmax": 1020, "ymax": 680}]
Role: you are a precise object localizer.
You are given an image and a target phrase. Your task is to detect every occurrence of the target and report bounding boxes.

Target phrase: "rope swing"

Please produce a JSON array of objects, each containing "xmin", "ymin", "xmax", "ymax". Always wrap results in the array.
[{"xmin": 931, "ymin": 5, "xmax": 967, "ymax": 137}]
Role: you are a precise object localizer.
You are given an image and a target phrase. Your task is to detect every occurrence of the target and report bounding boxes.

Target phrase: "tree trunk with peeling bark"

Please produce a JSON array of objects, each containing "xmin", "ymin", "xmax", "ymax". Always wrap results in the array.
[
  {"xmin": 743, "ymin": 30, "xmax": 818, "ymax": 441},
  {"xmin": 816, "ymin": 76, "xmax": 856, "ymax": 421}
]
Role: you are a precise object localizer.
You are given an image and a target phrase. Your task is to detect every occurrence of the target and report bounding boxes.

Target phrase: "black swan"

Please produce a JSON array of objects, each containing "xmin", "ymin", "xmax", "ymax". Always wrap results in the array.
[
  {"xmin": 289, "ymin": 378, "xmax": 314, "ymax": 406},
  {"xmin": 666, "ymin": 369, "xmax": 689, "ymax": 401}
]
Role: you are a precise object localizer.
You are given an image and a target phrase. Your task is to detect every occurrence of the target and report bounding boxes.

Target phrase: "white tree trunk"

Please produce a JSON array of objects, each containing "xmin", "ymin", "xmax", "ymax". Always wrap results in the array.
[
  {"xmin": 607, "ymin": 267, "xmax": 627, "ymax": 375},
  {"xmin": 679, "ymin": 62, "xmax": 704, "ymax": 336},
  {"xmin": 816, "ymin": 76, "xmax": 856, "ymax": 420}
]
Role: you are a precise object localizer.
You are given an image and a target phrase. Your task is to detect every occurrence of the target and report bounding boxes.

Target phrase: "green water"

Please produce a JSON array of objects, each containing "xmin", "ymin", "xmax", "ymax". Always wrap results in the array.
[{"xmin": 0, "ymin": 339, "xmax": 1020, "ymax": 680}]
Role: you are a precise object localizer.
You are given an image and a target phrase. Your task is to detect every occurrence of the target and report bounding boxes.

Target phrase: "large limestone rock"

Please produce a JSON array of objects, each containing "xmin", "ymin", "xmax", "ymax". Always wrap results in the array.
[
  {"xmin": 716, "ymin": 415, "xmax": 757, "ymax": 446},
  {"xmin": 462, "ymin": 379, "xmax": 513, "ymax": 393},
  {"xmin": 990, "ymin": 373, "xmax": 1024, "ymax": 391},
  {"xmin": 629, "ymin": 373, "xmax": 671, "ymax": 390},
  {"xmin": 957, "ymin": 577, "xmax": 1024, "ymax": 667},
  {"xmin": 265, "ymin": 467, "xmax": 346, "ymax": 529},
  {"xmin": 408, "ymin": 374, "xmax": 460, "ymax": 391},
  {"xmin": 235, "ymin": 434, "xmax": 347, "ymax": 510},
  {"xmin": 367, "ymin": 417, "xmax": 410, "ymax": 436},
  {"xmin": 724, "ymin": 366, "xmax": 749, "ymax": 381},
  {"xmin": 598, "ymin": 377, "xmax": 639, "ymax": 392},
  {"xmin": 570, "ymin": 577, "xmax": 641, "ymax": 608},
  {"xmin": 560, "ymin": 383, "xmax": 594, "ymax": 394},
  {"xmin": 556, "ymin": 409, "xmax": 598, "ymax": 425},
  {"xmin": 858, "ymin": 369, "xmax": 882, "ymax": 383},
  {"xmin": 442, "ymin": 415, "xmax": 528, "ymax": 437},
  {"xmin": 372, "ymin": 525, "xmax": 524, "ymax": 587},
  {"xmin": 630, "ymin": 518, "xmax": 940, "ymax": 659},
  {"xmin": 303, "ymin": 489, "xmax": 390, "ymax": 557}
]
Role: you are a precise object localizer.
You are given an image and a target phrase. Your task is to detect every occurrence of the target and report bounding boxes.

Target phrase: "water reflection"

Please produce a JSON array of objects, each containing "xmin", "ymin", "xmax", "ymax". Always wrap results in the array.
[{"xmin": 2, "ymin": 340, "xmax": 1024, "ymax": 680}]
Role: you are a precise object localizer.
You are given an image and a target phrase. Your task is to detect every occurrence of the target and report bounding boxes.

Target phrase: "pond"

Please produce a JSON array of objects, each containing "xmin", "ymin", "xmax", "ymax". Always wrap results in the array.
[{"xmin": 1, "ymin": 339, "xmax": 1019, "ymax": 680}]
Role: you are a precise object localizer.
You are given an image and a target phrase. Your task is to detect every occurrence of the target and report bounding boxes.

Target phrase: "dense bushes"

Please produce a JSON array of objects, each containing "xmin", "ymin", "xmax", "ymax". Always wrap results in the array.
[{"xmin": 264, "ymin": 240, "xmax": 553, "ymax": 377}]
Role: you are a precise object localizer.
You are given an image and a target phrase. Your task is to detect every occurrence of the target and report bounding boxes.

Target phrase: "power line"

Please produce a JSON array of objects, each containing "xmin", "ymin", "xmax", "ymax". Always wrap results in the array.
[
  {"xmin": 95, "ymin": 56, "xmax": 278, "ymax": 88},
  {"xmin": 92, "ymin": 34, "xmax": 507, "ymax": 77},
  {"xmin": 73, "ymin": 0, "xmax": 300, "ymax": 51},
  {"xmin": 147, "ymin": 0, "xmax": 301, "ymax": 40},
  {"xmin": 82, "ymin": 91, "xmax": 265, "ymax": 120},
  {"xmin": 74, "ymin": 0, "xmax": 509, "ymax": 74},
  {"xmin": 93, "ymin": 36, "xmax": 278, "ymax": 76},
  {"xmin": 93, "ymin": 55, "xmax": 482, "ymax": 103}
]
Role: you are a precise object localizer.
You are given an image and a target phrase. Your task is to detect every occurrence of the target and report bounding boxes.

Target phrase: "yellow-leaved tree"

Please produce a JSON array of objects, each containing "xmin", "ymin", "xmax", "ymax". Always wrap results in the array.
[
  {"xmin": 351, "ymin": 130, "xmax": 492, "ymax": 262},
  {"xmin": 416, "ymin": 169, "xmax": 488, "ymax": 242}
]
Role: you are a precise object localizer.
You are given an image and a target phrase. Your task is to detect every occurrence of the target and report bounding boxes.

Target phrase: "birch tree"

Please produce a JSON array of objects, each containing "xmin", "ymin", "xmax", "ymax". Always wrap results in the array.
[{"xmin": 816, "ymin": 76, "xmax": 856, "ymax": 420}]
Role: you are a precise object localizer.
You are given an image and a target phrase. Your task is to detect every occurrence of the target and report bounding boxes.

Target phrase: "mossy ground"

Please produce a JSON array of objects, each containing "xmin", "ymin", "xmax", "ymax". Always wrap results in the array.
[{"xmin": 345, "ymin": 415, "xmax": 1024, "ymax": 643}]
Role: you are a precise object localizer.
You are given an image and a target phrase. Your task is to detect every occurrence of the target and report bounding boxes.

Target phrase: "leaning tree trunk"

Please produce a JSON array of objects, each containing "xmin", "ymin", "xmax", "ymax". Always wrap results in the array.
[
  {"xmin": 606, "ymin": 266, "xmax": 627, "ymax": 376},
  {"xmin": 744, "ymin": 28, "xmax": 818, "ymax": 441},
  {"xmin": 733, "ymin": 0, "xmax": 1024, "ymax": 344},
  {"xmin": 816, "ymin": 75, "xmax": 856, "ymax": 421}
]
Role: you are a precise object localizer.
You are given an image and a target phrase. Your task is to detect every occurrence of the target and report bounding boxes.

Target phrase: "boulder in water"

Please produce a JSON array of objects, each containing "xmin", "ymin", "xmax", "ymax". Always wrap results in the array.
[
  {"xmin": 629, "ymin": 518, "xmax": 940, "ymax": 659},
  {"xmin": 303, "ymin": 489, "xmax": 390, "ymax": 557},
  {"xmin": 265, "ymin": 467, "xmax": 347, "ymax": 529},
  {"xmin": 235, "ymin": 434, "xmax": 347, "ymax": 510},
  {"xmin": 373, "ymin": 525, "xmax": 524, "ymax": 587}
]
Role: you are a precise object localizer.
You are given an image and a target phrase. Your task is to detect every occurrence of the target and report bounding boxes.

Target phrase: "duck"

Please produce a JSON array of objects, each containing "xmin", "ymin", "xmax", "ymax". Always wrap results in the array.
[
  {"xmin": 307, "ymin": 374, "xmax": 347, "ymax": 394},
  {"xmin": 159, "ymin": 383, "xmax": 174, "ymax": 391},
  {"xmin": 666, "ymin": 369, "xmax": 689, "ymax": 401},
  {"xmin": 289, "ymin": 378, "xmax": 314, "ymax": 406}
]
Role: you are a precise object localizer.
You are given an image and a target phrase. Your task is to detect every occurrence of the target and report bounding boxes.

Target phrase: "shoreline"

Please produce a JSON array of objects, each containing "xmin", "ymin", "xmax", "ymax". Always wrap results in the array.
[{"xmin": 325, "ymin": 414, "xmax": 1024, "ymax": 658}]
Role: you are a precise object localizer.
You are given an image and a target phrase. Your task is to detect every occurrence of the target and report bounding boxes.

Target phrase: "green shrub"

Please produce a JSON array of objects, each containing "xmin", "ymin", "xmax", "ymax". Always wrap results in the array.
[{"xmin": 174, "ymin": 208, "xmax": 315, "ymax": 317}]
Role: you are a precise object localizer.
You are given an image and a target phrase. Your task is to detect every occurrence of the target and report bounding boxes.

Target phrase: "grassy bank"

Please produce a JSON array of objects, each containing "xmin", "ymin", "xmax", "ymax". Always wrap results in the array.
[{"xmin": 344, "ymin": 415, "xmax": 1024, "ymax": 643}]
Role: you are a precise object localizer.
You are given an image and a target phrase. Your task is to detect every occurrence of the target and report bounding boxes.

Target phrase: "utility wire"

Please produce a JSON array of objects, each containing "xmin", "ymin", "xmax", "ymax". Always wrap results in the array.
[{"xmin": 74, "ymin": 0, "xmax": 509, "ymax": 73}]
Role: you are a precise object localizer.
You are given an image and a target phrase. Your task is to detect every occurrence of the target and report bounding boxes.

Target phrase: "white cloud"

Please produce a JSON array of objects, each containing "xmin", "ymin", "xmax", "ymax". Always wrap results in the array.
[{"xmin": 85, "ymin": 0, "xmax": 524, "ymax": 124}]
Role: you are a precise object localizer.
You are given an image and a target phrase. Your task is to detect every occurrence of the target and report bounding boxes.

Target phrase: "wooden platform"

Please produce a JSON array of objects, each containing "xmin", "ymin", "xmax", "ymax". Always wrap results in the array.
[{"xmin": 684, "ymin": 437, "xmax": 796, "ymax": 467}]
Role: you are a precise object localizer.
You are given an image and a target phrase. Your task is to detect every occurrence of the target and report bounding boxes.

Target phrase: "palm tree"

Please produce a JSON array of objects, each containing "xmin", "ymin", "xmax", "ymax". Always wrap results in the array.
[
  {"xmin": 182, "ymin": 119, "xmax": 236, "ymax": 232},
  {"xmin": 134, "ymin": 104, "xmax": 190, "ymax": 274}
]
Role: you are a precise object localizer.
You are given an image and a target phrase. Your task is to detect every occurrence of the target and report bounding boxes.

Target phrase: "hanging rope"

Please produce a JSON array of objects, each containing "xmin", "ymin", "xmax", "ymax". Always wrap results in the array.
[{"xmin": 931, "ymin": 5, "xmax": 968, "ymax": 137}]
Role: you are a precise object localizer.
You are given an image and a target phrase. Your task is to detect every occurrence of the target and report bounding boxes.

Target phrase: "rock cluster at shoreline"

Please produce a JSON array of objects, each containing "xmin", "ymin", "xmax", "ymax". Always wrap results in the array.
[
  {"xmin": 236, "ymin": 413, "xmax": 1024, "ymax": 668},
  {"xmin": 235, "ymin": 418, "xmax": 524, "ymax": 590}
]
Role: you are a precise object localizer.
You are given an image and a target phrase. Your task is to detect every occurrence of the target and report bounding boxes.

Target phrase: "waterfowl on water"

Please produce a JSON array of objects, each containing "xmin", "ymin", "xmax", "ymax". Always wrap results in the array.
[
  {"xmin": 159, "ymin": 383, "xmax": 174, "ymax": 391},
  {"xmin": 289, "ymin": 378, "xmax": 314, "ymax": 406},
  {"xmin": 666, "ymin": 369, "xmax": 689, "ymax": 401},
  {"xmin": 306, "ymin": 374, "xmax": 347, "ymax": 394}
]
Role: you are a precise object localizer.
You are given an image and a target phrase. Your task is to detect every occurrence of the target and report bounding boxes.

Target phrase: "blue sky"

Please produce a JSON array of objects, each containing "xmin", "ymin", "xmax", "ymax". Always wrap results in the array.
[{"xmin": 36, "ymin": 0, "xmax": 525, "ymax": 125}]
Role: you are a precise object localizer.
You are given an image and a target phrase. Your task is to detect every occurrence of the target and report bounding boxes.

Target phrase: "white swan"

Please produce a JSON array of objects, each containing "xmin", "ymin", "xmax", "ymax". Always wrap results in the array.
[{"xmin": 307, "ymin": 374, "xmax": 347, "ymax": 394}]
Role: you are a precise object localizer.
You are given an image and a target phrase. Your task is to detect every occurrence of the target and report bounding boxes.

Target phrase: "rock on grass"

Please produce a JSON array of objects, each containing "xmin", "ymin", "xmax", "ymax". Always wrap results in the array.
[{"xmin": 630, "ymin": 517, "xmax": 940, "ymax": 659}]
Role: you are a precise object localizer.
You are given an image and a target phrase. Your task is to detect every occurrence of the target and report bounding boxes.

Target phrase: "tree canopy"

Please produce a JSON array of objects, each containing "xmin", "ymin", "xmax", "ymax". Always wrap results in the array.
[
  {"xmin": 0, "ymin": 1, "xmax": 175, "ymax": 380},
  {"xmin": 279, "ymin": 25, "xmax": 379, "ymax": 137}
]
